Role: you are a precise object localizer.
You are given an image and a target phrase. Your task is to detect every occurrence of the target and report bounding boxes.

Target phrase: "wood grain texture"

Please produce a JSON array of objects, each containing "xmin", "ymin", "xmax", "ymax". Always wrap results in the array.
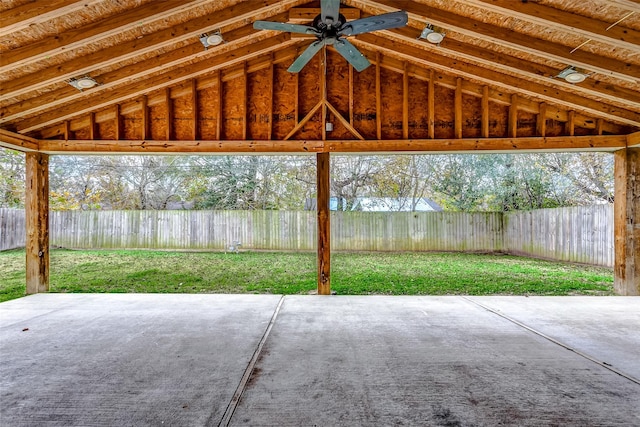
[{"xmin": 25, "ymin": 152, "xmax": 49, "ymax": 294}]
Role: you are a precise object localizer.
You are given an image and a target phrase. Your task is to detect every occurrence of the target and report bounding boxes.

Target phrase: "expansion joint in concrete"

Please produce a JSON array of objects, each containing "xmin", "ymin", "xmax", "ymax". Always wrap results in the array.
[
  {"xmin": 460, "ymin": 297, "xmax": 640, "ymax": 386},
  {"xmin": 215, "ymin": 295, "xmax": 285, "ymax": 427}
]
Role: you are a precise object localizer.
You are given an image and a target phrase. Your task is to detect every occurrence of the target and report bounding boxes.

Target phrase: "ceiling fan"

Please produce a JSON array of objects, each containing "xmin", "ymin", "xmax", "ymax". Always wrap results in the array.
[{"xmin": 253, "ymin": 0, "xmax": 408, "ymax": 73}]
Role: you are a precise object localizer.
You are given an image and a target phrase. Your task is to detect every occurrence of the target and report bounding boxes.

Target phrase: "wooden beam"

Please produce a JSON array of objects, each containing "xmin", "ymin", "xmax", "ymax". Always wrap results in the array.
[
  {"xmin": 455, "ymin": 77, "xmax": 463, "ymax": 139},
  {"xmin": 285, "ymin": 100, "xmax": 323, "ymax": 141},
  {"xmin": 596, "ymin": 118, "xmax": 603, "ymax": 136},
  {"xmin": 289, "ymin": 7, "xmax": 360, "ymax": 22},
  {"xmin": 316, "ymin": 152, "xmax": 331, "ymax": 295},
  {"xmin": 37, "ymin": 135, "xmax": 629, "ymax": 154},
  {"xmin": 344, "ymin": 0, "xmax": 640, "ymax": 83},
  {"xmin": 481, "ymin": 86, "xmax": 489, "ymax": 138},
  {"xmin": 0, "ymin": 0, "xmax": 205, "ymax": 73},
  {"xmin": 0, "ymin": 0, "xmax": 102, "ymax": 38},
  {"xmin": 88, "ymin": 112, "xmax": 96, "ymax": 140},
  {"xmin": 365, "ymin": 51, "xmax": 628, "ymax": 134},
  {"xmin": 403, "ymin": 62, "xmax": 409, "ymax": 139},
  {"xmin": 242, "ymin": 62, "xmax": 248, "ymax": 141},
  {"xmin": 628, "ymin": 131, "xmax": 640, "ymax": 148},
  {"xmin": 0, "ymin": 4, "xmax": 302, "ymax": 101},
  {"xmin": 376, "ymin": 52, "xmax": 382, "ymax": 140},
  {"xmin": 0, "ymin": 129, "xmax": 39, "ymax": 152},
  {"xmin": 64, "ymin": 120, "xmax": 71, "ymax": 140},
  {"xmin": 325, "ymin": 101, "xmax": 365, "ymax": 140},
  {"xmin": 321, "ymin": 51, "xmax": 327, "ymax": 141},
  {"xmin": 268, "ymin": 54, "xmax": 274, "ymax": 141},
  {"xmin": 349, "ymin": 64, "xmax": 354, "ymax": 126},
  {"xmin": 191, "ymin": 80, "xmax": 198, "ymax": 141},
  {"xmin": 508, "ymin": 94, "xmax": 518, "ymax": 139},
  {"xmin": 461, "ymin": 0, "xmax": 640, "ymax": 52},
  {"xmin": 39, "ymin": 139, "xmax": 326, "ymax": 155},
  {"xmin": 165, "ymin": 88, "xmax": 173, "ymax": 141},
  {"xmin": 1, "ymin": 30, "xmax": 292, "ymax": 126},
  {"xmin": 25, "ymin": 152, "xmax": 49, "ymax": 294},
  {"xmin": 216, "ymin": 70, "xmax": 222, "ymax": 140},
  {"xmin": 324, "ymin": 135, "xmax": 629, "ymax": 153},
  {"xmin": 114, "ymin": 104, "xmax": 122, "ymax": 140},
  {"xmin": 614, "ymin": 148, "xmax": 640, "ymax": 295},
  {"xmin": 537, "ymin": 102, "xmax": 547, "ymax": 137},
  {"xmin": 428, "ymin": 70, "xmax": 435, "ymax": 139},
  {"xmin": 352, "ymin": 35, "xmax": 640, "ymax": 127},
  {"xmin": 14, "ymin": 36, "xmax": 299, "ymax": 134},
  {"xmin": 141, "ymin": 96, "xmax": 149, "ymax": 140},
  {"xmin": 566, "ymin": 111, "xmax": 575, "ymax": 137},
  {"xmin": 380, "ymin": 25, "xmax": 640, "ymax": 111}
]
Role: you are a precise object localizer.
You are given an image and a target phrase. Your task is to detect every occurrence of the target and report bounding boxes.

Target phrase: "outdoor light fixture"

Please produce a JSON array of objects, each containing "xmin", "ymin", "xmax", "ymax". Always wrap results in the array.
[
  {"xmin": 68, "ymin": 76, "xmax": 99, "ymax": 91},
  {"xmin": 556, "ymin": 66, "xmax": 588, "ymax": 84},
  {"xmin": 419, "ymin": 24, "xmax": 445, "ymax": 44},
  {"xmin": 199, "ymin": 31, "xmax": 224, "ymax": 49}
]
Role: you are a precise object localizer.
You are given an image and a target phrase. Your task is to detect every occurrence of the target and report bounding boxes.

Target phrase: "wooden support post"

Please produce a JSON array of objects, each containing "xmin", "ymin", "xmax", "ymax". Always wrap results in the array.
[
  {"xmin": 537, "ymin": 102, "xmax": 547, "ymax": 137},
  {"xmin": 508, "ymin": 94, "xmax": 518, "ymax": 139},
  {"xmin": 141, "ymin": 95, "xmax": 149, "ymax": 140},
  {"xmin": 455, "ymin": 77, "xmax": 462, "ymax": 139},
  {"xmin": 191, "ymin": 79, "xmax": 198, "ymax": 140},
  {"xmin": 268, "ymin": 54, "xmax": 274, "ymax": 141},
  {"xmin": 376, "ymin": 52, "xmax": 382, "ymax": 140},
  {"xmin": 428, "ymin": 70, "xmax": 435, "ymax": 139},
  {"xmin": 481, "ymin": 86, "xmax": 489, "ymax": 138},
  {"xmin": 25, "ymin": 152, "xmax": 49, "ymax": 294},
  {"xmin": 89, "ymin": 112, "xmax": 96, "ymax": 140},
  {"xmin": 165, "ymin": 87, "xmax": 173, "ymax": 141},
  {"xmin": 317, "ymin": 152, "xmax": 331, "ymax": 295},
  {"xmin": 114, "ymin": 104, "xmax": 122, "ymax": 140},
  {"xmin": 216, "ymin": 70, "xmax": 222, "ymax": 140},
  {"xmin": 614, "ymin": 147, "xmax": 640, "ymax": 295},
  {"xmin": 403, "ymin": 62, "xmax": 409, "ymax": 139}
]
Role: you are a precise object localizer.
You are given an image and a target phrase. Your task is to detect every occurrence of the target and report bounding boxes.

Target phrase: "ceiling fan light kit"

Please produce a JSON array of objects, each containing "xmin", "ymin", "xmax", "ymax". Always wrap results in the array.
[
  {"xmin": 68, "ymin": 76, "xmax": 99, "ymax": 91},
  {"xmin": 253, "ymin": 0, "xmax": 408, "ymax": 73}
]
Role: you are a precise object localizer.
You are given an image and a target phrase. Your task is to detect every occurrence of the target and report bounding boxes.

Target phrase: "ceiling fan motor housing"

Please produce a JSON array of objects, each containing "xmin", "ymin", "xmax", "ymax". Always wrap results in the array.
[{"xmin": 313, "ymin": 13, "xmax": 347, "ymax": 36}]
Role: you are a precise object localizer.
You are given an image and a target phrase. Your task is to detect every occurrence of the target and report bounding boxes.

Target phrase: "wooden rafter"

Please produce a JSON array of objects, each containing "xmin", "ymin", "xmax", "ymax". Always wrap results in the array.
[
  {"xmin": 1, "ymin": 27, "xmax": 285, "ymax": 125},
  {"xmin": 352, "ymin": 35, "xmax": 640, "ymax": 127},
  {"xmin": 0, "ymin": 0, "xmax": 103, "ymax": 38},
  {"xmin": 0, "ymin": 1, "xmax": 308, "ymax": 101},
  {"xmin": 0, "ymin": 0, "xmax": 208, "ymax": 73},
  {"xmin": 344, "ymin": 0, "xmax": 640, "ymax": 83},
  {"xmin": 380, "ymin": 26, "xmax": 640, "ymax": 111},
  {"xmin": 459, "ymin": 0, "xmax": 640, "ymax": 52},
  {"xmin": 15, "ymin": 36, "xmax": 301, "ymax": 134}
]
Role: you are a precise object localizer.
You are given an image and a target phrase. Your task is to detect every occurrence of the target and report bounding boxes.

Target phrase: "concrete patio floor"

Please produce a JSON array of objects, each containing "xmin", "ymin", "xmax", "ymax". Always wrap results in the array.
[{"xmin": 1, "ymin": 294, "xmax": 639, "ymax": 426}]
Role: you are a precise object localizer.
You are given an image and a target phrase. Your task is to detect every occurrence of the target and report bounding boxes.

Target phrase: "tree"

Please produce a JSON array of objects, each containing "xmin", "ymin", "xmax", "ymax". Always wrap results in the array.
[{"xmin": 0, "ymin": 149, "xmax": 25, "ymax": 208}]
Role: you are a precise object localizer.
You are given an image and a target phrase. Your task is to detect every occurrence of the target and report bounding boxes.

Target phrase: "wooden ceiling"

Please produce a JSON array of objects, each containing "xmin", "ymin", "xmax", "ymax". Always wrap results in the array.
[{"xmin": 1, "ymin": 0, "xmax": 639, "ymax": 154}]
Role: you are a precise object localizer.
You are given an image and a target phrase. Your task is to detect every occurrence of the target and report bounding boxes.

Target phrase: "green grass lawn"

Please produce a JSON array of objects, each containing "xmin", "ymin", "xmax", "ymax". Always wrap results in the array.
[{"xmin": 0, "ymin": 249, "xmax": 614, "ymax": 302}]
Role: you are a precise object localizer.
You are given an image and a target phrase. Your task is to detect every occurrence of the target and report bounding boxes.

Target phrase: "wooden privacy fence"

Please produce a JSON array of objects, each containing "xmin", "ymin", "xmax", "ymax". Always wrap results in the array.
[
  {"xmin": 0, "ymin": 208, "xmax": 25, "ymax": 251},
  {"xmin": 0, "ymin": 206, "xmax": 614, "ymax": 267},
  {"xmin": 503, "ymin": 204, "xmax": 614, "ymax": 267}
]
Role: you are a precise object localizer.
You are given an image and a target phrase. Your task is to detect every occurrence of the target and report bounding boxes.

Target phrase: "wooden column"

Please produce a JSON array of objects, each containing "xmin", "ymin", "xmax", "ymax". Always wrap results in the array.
[
  {"xmin": 25, "ymin": 152, "xmax": 49, "ymax": 294},
  {"xmin": 614, "ymin": 147, "xmax": 640, "ymax": 295},
  {"xmin": 317, "ymin": 152, "xmax": 331, "ymax": 295}
]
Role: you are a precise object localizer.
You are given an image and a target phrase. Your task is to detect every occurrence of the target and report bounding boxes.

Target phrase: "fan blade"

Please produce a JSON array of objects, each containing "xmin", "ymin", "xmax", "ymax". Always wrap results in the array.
[
  {"xmin": 321, "ymin": 0, "xmax": 341, "ymax": 26},
  {"xmin": 338, "ymin": 11, "xmax": 408, "ymax": 36},
  {"xmin": 288, "ymin": 40, "xmax": 325, "ymax": 73},
  {"xmin": 253, "ymin": 21, "xmax": 317, "ymax": 35},
  {"xmin": 334, "ymin": 38, "xmax": 371, "ymax": 72}
]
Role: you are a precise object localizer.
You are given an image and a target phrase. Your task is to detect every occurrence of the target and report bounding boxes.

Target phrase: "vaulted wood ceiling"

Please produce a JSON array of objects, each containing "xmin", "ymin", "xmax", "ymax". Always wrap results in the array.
[{"xmin": 1, "ymin": 0, "xmax": 639, "ymax": 154}]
